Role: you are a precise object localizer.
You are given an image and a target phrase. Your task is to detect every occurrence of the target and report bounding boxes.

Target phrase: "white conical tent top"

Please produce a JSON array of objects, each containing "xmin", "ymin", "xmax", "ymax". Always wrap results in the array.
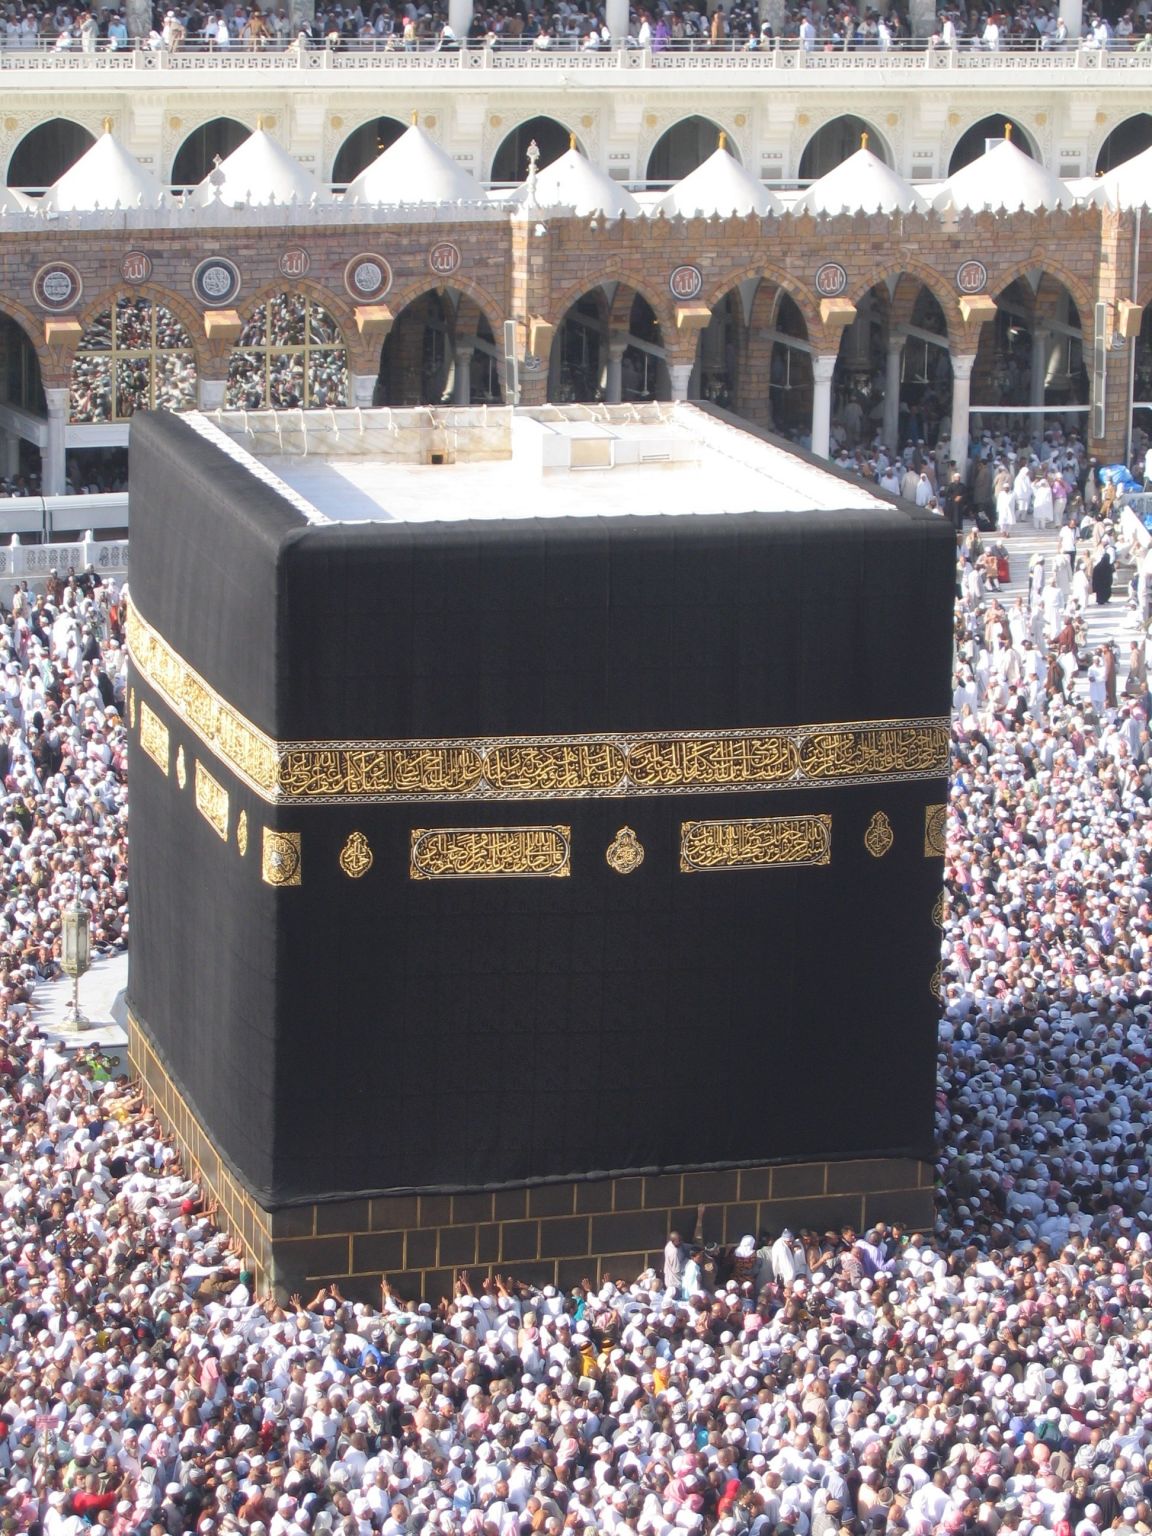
[
  {"xmin": 655, "ymin": 139, "xmax": 781, "ymax": 218},
  {"xmin": 344, "ymin": 121, "xmax": 484, "ymax": 206},
  {"xmin": 935, "ymin": 133, "xmax": 1076, "ymax": 213},
  {"xmin": 44, "ymin": 127, "xmax": 162, "ymax": 211},
  {"xmin": 1093, "ymin": 142, "xmax": 1152, "ymax": 208},
  {"xmin": 795, "ymin": 143, "xmax": 927, "ymax": 216},
  {"xmin": 191, "ymin": 125, "xmax": 327, "ymax": 208},
  {"xmin": 516, "ymin": 143, "xmax": 640, "ymax": 219}
]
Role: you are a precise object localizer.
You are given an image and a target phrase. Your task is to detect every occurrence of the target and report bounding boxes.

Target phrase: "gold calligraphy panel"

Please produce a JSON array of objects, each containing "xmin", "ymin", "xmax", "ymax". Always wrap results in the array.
[
  {"xmin": 680, "ymin": 815, "xmax": 832, "ymax": 873},
  {"xmin": 799, "ymin": 725, "xmax": 949, "ymax": 781},
  {"xmin": 194, "ymin": 761, "xmax": 230, "ymax": 841},
  {"xmin": 138, "ymin": 702, "xmax": 170, "ymax": 776},
  {"xmin": 278, "ymin": 745, "xmax": 484, "ymax": 799},
  {"xmin": 128, "ymin": 600, "xmax": 949, "ymax": 806},
  {"xmin": 410, "ymin": 826, "xmax": 571, "ymax": 880},
  {"xmin": 485, "ymin": 742, "xmax": 625, "ymax": 794},
  {"xmin": 626, "ymin": 735, "xmax": 798, "ymax": 790}
]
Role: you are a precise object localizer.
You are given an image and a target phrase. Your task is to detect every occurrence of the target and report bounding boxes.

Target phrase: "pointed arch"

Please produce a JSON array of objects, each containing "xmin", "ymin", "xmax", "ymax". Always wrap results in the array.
[
  {"xmin": 331, "ymin": 116, "xmax": 407, "ymax": 186},
  {"xmin": 491, "ymin": 116, "xmax": 583, "ymax": 182},
  {"xmin": 7, "ymin": 118, "xmax": 96, "ymax": 192},
  {"xmin": 799, "ymin": 115, "xmax": 890, "ymax": 179},
  {"xmin": 947, "ymin": 116, "xmax": 1037, "ymax": 175},
  {"xmin": 170, "ymin": 117, "xmax": 251, "ymax": 187}
]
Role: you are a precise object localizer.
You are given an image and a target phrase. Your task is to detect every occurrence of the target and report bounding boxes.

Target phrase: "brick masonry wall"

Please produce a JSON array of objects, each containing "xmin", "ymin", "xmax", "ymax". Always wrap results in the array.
[
  {"xmin": 1, "ymin": 205, "xmax": 1150, "ymax": 460},
  {"xmin": 129, "ymin": 1013, "xmax": 934, "ymax": 1303}
]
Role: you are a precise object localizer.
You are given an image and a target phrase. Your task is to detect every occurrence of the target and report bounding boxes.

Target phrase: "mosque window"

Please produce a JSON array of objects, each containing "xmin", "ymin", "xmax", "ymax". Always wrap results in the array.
[
  {"xmin": 226, "ymin": 293, "xmax": 348, "ymax": 410},
  {"xmin": 70, "ymin": 298, "xmax": 197, "ymax": 423}
]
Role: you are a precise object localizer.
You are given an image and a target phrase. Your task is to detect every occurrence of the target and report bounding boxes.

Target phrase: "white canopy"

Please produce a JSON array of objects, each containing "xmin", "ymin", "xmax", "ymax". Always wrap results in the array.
[
  {"xmin": 935, "ymin": 136, "xmax": 1076, "ymax": 213},
  {"xmin": 655, "ymin": 142, "xmax": 781, "ymax": 219},
  {"xmin": 44, "ymin": 128, "xmax": 162, "ymax": 211},
  {"xmin": 191, "ymin": 126, "xmax": 327, "ymax": 209},
  {"xmin": 343, "ymin": 122, "xmax": 485, "ymax": 207},
  {"xmin": 514, "ymin": 145, "xmax": 640, "ymax": 219},
  {"xmin": 1092, "ymin": 142, "xmax": 1152, "ymax": 209},
  {"xmin": 795, "ymin": 145, "xmax": 927, "ymax": 216}
]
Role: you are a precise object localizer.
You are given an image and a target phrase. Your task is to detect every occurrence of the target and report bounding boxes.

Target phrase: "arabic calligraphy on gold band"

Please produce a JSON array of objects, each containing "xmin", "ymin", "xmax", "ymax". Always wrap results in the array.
[
  {"xmin": 680, "ymin": 815, "xmax": 832, "ymax": 873},
  {"xmin": 410, "ymin": 826, "xmax": 571, "ymax": 880},
  {"xmin": 127, "ymin": 601, "xmax": 949, "ymax": 806}
]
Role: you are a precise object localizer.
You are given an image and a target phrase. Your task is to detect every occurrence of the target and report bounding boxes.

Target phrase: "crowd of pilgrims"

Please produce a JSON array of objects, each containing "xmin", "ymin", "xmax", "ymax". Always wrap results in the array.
[
  {"xmin": 0, "ymin": 486, "xmax": 1143, "ymax": 1536},
  {"xmin": 8, "ymin": 0, "xmax": 1152, "ymax": 50}
]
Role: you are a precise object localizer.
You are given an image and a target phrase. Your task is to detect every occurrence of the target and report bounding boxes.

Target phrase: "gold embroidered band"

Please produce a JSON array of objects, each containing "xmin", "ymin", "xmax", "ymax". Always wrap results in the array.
[{"xmin": 128, "ymin": 601, "xmax": 949, "ymax": 807}]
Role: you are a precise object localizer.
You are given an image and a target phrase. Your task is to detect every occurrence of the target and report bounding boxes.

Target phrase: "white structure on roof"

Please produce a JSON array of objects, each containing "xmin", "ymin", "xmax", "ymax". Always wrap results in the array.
[
  {"xmin": 190, "ymin": 125, "xmax": 327, "ymax": 208},
  {"xmin": 44, "ymin": 126, "xmax": 162, "ymax": 212},
  {"xmin": 935, "ymin": 132, "xmax": 1076, "ymax": 213},
  {"xmin": 655, "ymin": 139, "xmax": 781, "ymax": 219},
  {"xmin": 793, "ymin": 143, "xmax": 928, "ymax": 216},
  {"xmin": 513, "ymin": 143, "xmax": 640, "ymax": 219},
  {"xmin": 343, "ymin": 121, "xmax": 486, "ymax": 207}
]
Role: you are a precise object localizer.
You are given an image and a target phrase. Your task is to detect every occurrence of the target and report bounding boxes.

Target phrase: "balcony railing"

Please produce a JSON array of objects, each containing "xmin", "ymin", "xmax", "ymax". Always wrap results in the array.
[{"xmin": 0, "ymin": 36, "xmax": 1149, "ymax": 72}]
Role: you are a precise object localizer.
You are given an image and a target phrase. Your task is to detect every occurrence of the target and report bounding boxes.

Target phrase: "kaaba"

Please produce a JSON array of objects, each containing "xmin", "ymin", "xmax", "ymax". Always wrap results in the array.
[{"xmin": 125, "ymin": 403, "xmax": 954, "ymax": 1296}]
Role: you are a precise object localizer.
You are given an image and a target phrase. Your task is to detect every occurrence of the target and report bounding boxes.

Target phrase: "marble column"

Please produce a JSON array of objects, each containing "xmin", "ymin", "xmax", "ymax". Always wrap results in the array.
[
  {"xmin": 950, "ymin": 354, "xmax": 976, "ymax": 478},
  {"xmin": 605, "ymin": 342, "xmax": 627, "ymax": 405},
  {"xmin": 452, "ymin": 346, "xmax": 473, "ymax": 406},
  {"xmin": 883, "ymin": 336, "xmax": 903, "ymax": 452},
  {"xmin": 42, "ymin": 388, "xmax": 68, "ymax": 497},
  {"xmin": 810, "ymin": 355, "xmax": 837, "ymax": 459},
  {"xmin": 669, "ymin": 363, "xmax": 694, "ymax": 401},
  {"xmin": 350, "ymin": 374, "xmax": 377, "ymax": 408},
  {"xmin": 198, "ymin": 378, "xmax": 227, "ymax": 411}
]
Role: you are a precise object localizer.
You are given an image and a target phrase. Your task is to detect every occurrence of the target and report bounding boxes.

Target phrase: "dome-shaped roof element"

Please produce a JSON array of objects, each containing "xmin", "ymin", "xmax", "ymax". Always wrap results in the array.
[
  {"xmin": 191, "ymin": 125, "xmax": 327, "ymax": 208},
  {"xmin": 795, "ymin": 142, "xmax": 927, "ymax": 216},
  {"xmin": 935, "ymin": 132, "xmax": 1075, "ymax": 213},
  {"xmin": 344, "ymin": 121, "xmax": 485, "ymax": 206},
  {"xmin": 44, "ymin": 125, "xmax": 162, "ymax": 211},
  {"xmin": 655, "ymin": 138, "xmax": 781, "ymax": 218},
  {"xmin": 513, "ymin": 141, "xmax": 640, "ymax": 219},
  {"xmin": 1093, "ymin": 143, "xmax": 1152, "ymax": 209}
]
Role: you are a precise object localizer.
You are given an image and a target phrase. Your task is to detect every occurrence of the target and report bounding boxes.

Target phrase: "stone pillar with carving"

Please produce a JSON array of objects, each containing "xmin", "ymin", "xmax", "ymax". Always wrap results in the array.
[
  {"xmin": 949, "ymin": 354, "xmax": 976, "ymax": 480},
  {"xmin": 810, "ymin": 355, "xmax": 837, "ymax": 459},
  {"xmin": 43, "ymin": 388, "xmax": 68, "ymax": 497}
]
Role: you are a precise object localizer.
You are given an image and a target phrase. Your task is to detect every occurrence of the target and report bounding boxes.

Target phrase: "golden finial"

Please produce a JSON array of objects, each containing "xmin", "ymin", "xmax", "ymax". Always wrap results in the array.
[
  {"xmin": 718, "ymin": 130, "xmax": 727, "ymax": 151},
  {"xmin": 256, "ymin": 115, "xmax": 266, "ymax": 131},
  {"xmin": 569, "ymin": 131, "xmax": 577, "ymax": 150},
  {"xmin": 861, "ymin": 131, "xmax": 868, "ymax": 150},
  {"xmin": 1004, "ymin": 122, "xmax": 1012, "ymax": 141},
  {"xmin": 411, "ymin": 110, "xmax": 419, "ymax": 127},
  {"xmin": 102, "ymin": 116, "xmax": 113, "ymax": 135}
]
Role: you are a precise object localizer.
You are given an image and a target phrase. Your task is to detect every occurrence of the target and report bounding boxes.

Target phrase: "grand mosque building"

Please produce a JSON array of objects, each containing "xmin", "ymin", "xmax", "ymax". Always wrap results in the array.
[{"xmin": 2, "ymin": 41, "xmax": 1152, "ymax": 492}]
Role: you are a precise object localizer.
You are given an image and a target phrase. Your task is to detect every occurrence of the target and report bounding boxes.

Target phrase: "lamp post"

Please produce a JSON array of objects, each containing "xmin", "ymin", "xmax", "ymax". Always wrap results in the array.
[{"xmin": 60, "ymin": 897, "xmax": 91, "ymax": 1031}]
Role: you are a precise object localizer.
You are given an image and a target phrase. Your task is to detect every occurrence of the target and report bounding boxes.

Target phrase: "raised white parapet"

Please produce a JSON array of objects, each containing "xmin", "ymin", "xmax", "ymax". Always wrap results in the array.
[{"xmin": 0, "ymin": 533, "xmax": 129, "ymax": 584}]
